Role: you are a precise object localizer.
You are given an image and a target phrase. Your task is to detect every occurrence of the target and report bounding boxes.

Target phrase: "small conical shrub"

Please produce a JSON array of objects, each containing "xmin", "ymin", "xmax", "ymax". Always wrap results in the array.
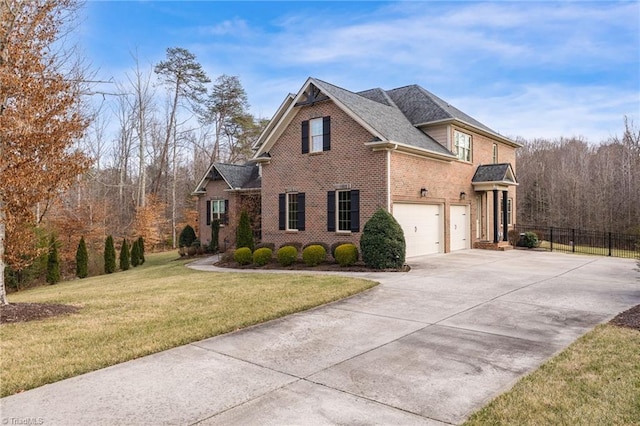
[
  {"xmin": 137, "ymin": 236, "xmax": 145, "ymax": 264},
  {"xmin": 119, "ymin": 238, "xmax": 130, "ymax": 271},
  {"xmin": 209, "ymin": 219, "xmax": 220, "ymax": 253},
  {"xmin": 131, "ymin": 239, "xmax": 141, "ymax": 267},
  {"xmin": 236, "ymin": 210, "xmax": 254, "ymax": 251},
  {"xmin": 46, "ymin": 234, "xmax": 61, "ymax": 284},
  {"xmin": 360, "ymin": 209, "xmax": 406, "ymax": 269},
  {"xmin": 178, "ymin": 225, "xmax": 196, "ymax": 248},
  {"xmin": 75, "ymin": 236, "xmax": 89, "ymax": 278},
  {"xmin": 104, "ymin": 235, "xmax": 116, "ymax": 274}
]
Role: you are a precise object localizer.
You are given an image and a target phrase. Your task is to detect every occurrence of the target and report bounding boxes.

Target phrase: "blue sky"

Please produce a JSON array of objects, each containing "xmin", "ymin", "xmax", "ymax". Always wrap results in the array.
[{"xmin": 79, "ymin": 1, "xmax": 639, "ymax": 142}]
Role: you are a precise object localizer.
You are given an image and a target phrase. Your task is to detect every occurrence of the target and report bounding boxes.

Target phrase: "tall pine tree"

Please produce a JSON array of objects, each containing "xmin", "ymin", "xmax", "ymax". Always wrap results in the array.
[{"xmin": 46, "ymin": 235, "xmax": 61, "ymax": 284}]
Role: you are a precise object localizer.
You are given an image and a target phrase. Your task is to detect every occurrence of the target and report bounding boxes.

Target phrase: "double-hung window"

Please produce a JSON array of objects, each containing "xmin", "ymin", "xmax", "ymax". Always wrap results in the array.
[
  {"xmin": 301, "ymin": 117, "xmax": 331, "ymax": 153},
  {"xmin": 500, "ymin": 198, "xmax": 512, "ymax": 225},
  {"xmin": 327, "ymin": 189, "xmax": 360, "ymax": 233},
  {"xmin": 454, "ymin": 130, "xmax": 472, "ymax": 162},
  {"xmin": 206, "ymin": 199, "xmax": 228, "ymax": 225},
  {"xmin": 278, "ymin": 193, "xmax": 305, "ymax": 231}
]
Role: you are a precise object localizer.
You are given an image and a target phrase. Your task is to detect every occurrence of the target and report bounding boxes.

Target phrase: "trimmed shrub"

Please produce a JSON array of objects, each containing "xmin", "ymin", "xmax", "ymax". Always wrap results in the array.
[
  {"xmin": 75, "ymin": 236, "xmax": 89, "ymax": 278},
  {"xmin": 334, "ymin": 243, "xmax": 359, "ymax": 267},
  {"xmin": 280, "ymin": 241, "xmax": 302, "ymax": 253},
  {"xmin": 302, "ymin": 244, "xmax": 326, "ymax": 266},
  {"xmin": 46, "ymin": 235, "xmax": 61, "ymax": 284},
  {"xmin": 277, "ymin": 246, "xmax": 298, "ymax": 266},
  {"xmin": 234, "ymin": 247, "xmax": 253, "ymax": 265},
  {"xmin": 236, "ymin": 210, "xmax": 254, "ymax": 251},
  {"xmin": 255, "ymin": 242, "xmax": 276, "ymax": 251},
  {"xmin": 119, "ymin": 238, "xmax": 130, "ymax": 271},
  {"xmin": 178, "ymin": 225, "xmax": 196, "ymax": 248},
  {"xmin": 253, "ymin": 247, "xmax": 273, "ymax": 266},
  {"xmin": 330, "ymin": 241, "xmax": 346, "ymax": 258},
  {"xmin": 507, "ymin": 229, "xmax": 520, "ymax": 246},
  {"xmin": 360, "ymin": 209, "xmax": 406, "ymax": 269},
  {"xmin": 130, "ymin": 239, "xmax": 141, "ymax": 267},
  {"xmin": 209, "ymin": 219, "xmax": 220, "ymax": 253},
  {"xmin": 104, "ymin": 235, "xmax": 116, "ymax": 274},
  {"xmin": 303, "ymin": 241, "xmax": 330, "ymax": 254},
  {"xmin": 521, "ymin": 231, "xmax": 539, "ymax": 248},
  {"xmin": 137, "ymin": 236, "xmax": 145, "ymax": 264}
]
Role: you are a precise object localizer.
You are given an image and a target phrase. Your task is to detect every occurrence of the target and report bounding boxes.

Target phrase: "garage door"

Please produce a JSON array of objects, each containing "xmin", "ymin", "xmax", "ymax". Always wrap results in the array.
[
  {"xmin": 450, "ymin": 205, "xmax": 469, "ymax": 251},
  {"xmin": 393, "ymin": 203, "xmax": 442, "ymax": 257}
]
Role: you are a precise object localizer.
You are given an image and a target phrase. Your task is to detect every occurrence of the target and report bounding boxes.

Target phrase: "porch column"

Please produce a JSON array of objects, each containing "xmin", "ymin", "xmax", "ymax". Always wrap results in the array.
[
  {"xmin": 502, "ymin": 190, "xmax": 508, "ymax": 242},
  {"xmin": 492, "ymin": 189, "xmax": 499, "ymax": 243}
]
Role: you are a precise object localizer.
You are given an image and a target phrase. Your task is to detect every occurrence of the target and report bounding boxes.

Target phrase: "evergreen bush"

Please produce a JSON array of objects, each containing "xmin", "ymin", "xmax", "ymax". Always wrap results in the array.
[
  {"xmin": 137, "ymin": 236, "xmax": 145, "ymax": 264},
  {"xmin": 521, "ymin": 231, "xmax": 539, "ymax": 248},
  {"xmin": 131, "ymin": 239, "xmax": 141, "ymax": 267},
  {"xmin": 277, "ymin": 246, "xmax": 298, "ymax": 266},
  {"xmin": 46, "ymin": 235, "xmax": 61, "ymax": 284},
  {"xmin": 104, "ymin": 235, "xmax": 116, "ymax": 274},
  {"xmin": 209, "ymin": 219, "xmax": 220, "ymax": 253},
  {"xmin": 302, "ymin": 245, "xmax": 326, "ymax": 266},
  {"xmin": 236, "ymin": 210, "xmax": 254, "ymax": 251},
  {"xmin": 334, "ymin": 243, "xmax": 359, "ymax": 267},
  {"xmin": 252, "ymin": 247, "xmax": 273, "ymax": 266},
  {"xmin": 119, "ymin": 238, "xmax": 130, "ymax": 271},
  {"xmin": 360, "ymin": 209, "xmax": 406, "ymax": 269},
  {"xmin": 234, "ymin": 247, "xmax": 253, "ymax": 265},
  {"xmin": 75, "ymin": 236, "xmax": 89, "ymax": 278},
  {"xmin": 178, "ymin": 225, "xmax": 196, "ymax": 248},
  {"xmin": 255, "ymin": 242, "xmax": 275, "ymax": 251}
]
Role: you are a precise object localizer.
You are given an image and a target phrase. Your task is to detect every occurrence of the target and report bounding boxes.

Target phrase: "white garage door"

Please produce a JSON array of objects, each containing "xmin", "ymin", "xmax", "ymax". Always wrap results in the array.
[
  {"xmin": 393, "ymin": 203, "xmax": 442, "ymax": 257},
  {"xmin": 450, "ymin": 205, "xmax": 469, "ymax": 251}
]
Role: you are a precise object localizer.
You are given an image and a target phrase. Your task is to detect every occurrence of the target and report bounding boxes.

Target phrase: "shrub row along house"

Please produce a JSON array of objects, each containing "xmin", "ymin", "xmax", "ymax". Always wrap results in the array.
[{"xmin": 193, "ymin": 77, "xmax": 520, "ymax": 257}]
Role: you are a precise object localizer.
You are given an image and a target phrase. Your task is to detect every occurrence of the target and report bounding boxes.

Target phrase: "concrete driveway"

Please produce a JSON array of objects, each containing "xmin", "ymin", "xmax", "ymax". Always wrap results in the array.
[{"xmin": 2, "ymin": 250, "xmax": 638, "ymax": 425}]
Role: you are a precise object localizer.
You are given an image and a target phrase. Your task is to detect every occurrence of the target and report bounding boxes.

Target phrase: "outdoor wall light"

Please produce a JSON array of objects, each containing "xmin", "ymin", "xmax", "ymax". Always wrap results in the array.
[
  {"xmin": 420, "ymin": 187, "xmax": 428, "ymax": 197},
  {"xmin": 460, "ymin": 191, "xmax": 466, "ymax": 200}
]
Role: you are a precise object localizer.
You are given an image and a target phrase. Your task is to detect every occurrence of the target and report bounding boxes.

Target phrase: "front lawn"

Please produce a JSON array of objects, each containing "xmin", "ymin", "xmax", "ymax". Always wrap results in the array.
[
  {"xmin": 0, "ymin": 252, "xmax": 377, "ymax": 397},
  {"xmin": 465, "ymin": 323, "xmax": 640, "ymax": 425}
]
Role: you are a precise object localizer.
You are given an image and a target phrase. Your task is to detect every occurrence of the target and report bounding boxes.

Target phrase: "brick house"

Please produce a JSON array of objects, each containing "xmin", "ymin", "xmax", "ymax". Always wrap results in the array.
[
  {"xmin": 192, "ymin": 162, "xmax": 260, "ymax": 252},
  {"xmin": 195, "ymin": 77, "xmax": 520, "ymax": 257}
]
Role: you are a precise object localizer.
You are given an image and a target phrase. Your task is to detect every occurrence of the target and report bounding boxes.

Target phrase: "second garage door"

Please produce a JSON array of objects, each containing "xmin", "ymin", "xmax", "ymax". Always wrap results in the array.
[
  {"xmin": 450, "ymin": 205, "xmax": 470, "ymax": 251},
  {"xmin": 393, "ymin": 203, "xmax": 442, "ymax": 257}
]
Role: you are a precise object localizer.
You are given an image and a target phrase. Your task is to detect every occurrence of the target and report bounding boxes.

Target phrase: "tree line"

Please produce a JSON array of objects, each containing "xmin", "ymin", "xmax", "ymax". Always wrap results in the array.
[{"xmin": 516, "ymin": 117, "xmax": 640, "ymax": 235}]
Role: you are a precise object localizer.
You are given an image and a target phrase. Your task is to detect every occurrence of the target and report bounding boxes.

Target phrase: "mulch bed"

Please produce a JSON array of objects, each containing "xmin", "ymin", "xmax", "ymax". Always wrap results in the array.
[
  {"xmin": 213, "ymin": 259, "xmax": 409, "ymax": 273},
  {"xmin": 609, "ymin": 304, "xmax": 640, "ymax": 331},
  {"xmin": 0, "ymin": 303, "xmax": 80, "ymax": 325}
]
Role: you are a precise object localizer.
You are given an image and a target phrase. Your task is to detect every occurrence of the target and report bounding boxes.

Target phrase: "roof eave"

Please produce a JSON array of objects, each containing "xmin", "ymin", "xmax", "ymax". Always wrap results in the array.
[
  {"xmin": 365, "ymin": 140, "xmax": 456, "ymax": 162},
  {"xmin": 417, "ymin": 118, "xmax": 521, "ymax": 148}
]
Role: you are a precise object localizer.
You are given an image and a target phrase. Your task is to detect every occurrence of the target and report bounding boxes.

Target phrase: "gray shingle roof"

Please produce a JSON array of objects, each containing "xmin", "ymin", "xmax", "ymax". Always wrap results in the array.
[
  {"xmin": 472, "ymin": 163, "xmax": 516, "ymax": 183},
  {"xmin": 312, "ymin": 79, "xmax": 453, "ymax": 157},
  {"xmin": 386, "ymin": 85, "xmax": 498, "ymax": 134},
  {"xmin": 213, "ymin": 163, "xmax": 261, "ymax": 189}
]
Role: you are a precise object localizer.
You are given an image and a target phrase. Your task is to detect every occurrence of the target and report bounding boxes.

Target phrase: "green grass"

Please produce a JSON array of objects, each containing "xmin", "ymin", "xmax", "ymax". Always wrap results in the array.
[
  {"xmin": 0, "ymin": 252, "xmax": 377, "ymax": 397},
  {"xmin": 465, "ymin": 324, "xmax": 640, "ymax": 425}
]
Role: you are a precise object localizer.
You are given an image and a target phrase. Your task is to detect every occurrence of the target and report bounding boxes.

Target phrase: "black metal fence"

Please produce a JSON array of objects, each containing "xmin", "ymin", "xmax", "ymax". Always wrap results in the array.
[{"xmin": 513, "ymin": 224, "xmax": 640, "ymax": 259}]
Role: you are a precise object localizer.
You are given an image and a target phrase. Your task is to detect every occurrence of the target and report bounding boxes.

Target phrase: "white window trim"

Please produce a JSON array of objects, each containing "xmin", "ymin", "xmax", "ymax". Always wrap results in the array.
[
  {"xmin": 310, "ymin": 117, "xmax": 323, "ymax": 153},
  {"xmin": 286, "ymin": 193, "xmax": 299, "ymax": 231},
  {"xmin": 454, "ymin": 130, "xmax": 472, "ymax": 162},
  {"xmin": 336, "ymin": 189, "xmax": 352, "ymax": 233},
  {"xmin": 211, "ymin": 199, "xmax": 226, "ymax": 225}
]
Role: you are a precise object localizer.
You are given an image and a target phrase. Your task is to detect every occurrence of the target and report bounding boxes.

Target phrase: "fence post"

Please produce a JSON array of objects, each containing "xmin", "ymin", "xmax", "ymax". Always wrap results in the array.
[
  {"xmin": 550, "ymin": 227, "xmax": 553, "ymax": 252},
  {"xmin": 571, "ymin": 228, "xmax": 575, "ymax": 253},
  {"xmin": 608, "ymin": 232, "xmax": 612, "ymax": 256}
]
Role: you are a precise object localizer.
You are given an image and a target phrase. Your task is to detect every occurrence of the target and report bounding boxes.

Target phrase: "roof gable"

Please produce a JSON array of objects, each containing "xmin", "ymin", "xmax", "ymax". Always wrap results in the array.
[
  {"xmin": 193, "ymin": 163, "xmax": 260, "ymax": 194},
  {"xmin": 252, "ymin": 77, "xmax": 456, "ymax": 161}
]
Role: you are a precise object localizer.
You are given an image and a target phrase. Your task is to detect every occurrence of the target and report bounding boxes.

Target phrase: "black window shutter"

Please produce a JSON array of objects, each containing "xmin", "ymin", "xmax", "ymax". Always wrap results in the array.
[
  {"xmin": 223, "ymin": 200, "xmax": 229, "ymax": 225},
  {"xmin": 297, "ymin": 193, "xmax": 306, "ymax": 231},
  {"xmin": 350, "ymin": 190, "xmax": 360, "ymax": 232},
  {"xmin": 301, "ymin": 120, "xmax": 309, "ymax": 154},
  {"xmin": 327, "ymin": 191, "xmax": 336, "ymax": 232},
  {"xmin": 322, "ymin": 116, "xmax": 331, "ymax": 151},
  {"xmin": 206, "ymin": 200, "xmax": 211, "ymax": 226},
  {"xmin": 278, "ymin": 194, "xmax": 286, "ymax": 230}
]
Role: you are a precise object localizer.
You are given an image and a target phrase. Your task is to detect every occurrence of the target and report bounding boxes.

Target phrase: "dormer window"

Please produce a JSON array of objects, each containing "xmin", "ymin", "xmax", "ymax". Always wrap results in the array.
[{"xmin": 301, "ymin": 117, "xmax": 331, "ymax": 154}]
